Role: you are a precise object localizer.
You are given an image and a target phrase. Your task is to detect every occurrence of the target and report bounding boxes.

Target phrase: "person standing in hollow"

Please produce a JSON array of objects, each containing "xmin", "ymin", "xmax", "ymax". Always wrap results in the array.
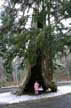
[{"xmin": 34, "ymin": 81, "xmax": 39, "ymax": 94}]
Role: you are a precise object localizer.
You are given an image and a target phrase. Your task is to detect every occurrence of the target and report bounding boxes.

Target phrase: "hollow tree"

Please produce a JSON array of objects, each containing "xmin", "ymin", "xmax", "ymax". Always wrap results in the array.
[
  {"xmin": 1, "ymin": 0, "xmax": 70, "ymax": 95},
  {"xmin": 15, "ymin": 1, "xmax": 57, "ymax": 95}
]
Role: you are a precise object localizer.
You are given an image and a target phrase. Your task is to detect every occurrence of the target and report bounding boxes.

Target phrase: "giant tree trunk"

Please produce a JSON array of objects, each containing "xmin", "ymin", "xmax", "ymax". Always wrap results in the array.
[
  {"xmin": 15, "ymin": 2, "xmax": 57, "ymax": 95},
  {"xmin": 15, "ymin": 53, "xmax": 57, "ymax": 95}
]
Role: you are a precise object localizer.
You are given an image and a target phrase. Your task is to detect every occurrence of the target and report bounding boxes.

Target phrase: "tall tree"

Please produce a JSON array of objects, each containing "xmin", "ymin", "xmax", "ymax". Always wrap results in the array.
[{"xmin": 0, "ymin": 0, "xmax": 71, "ymax": 95}]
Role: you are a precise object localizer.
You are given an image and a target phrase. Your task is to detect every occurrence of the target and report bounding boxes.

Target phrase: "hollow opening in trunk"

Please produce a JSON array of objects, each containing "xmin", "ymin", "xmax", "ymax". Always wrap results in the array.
[{"xmin": 24, "ymin": 54, "xmax": 47, "ymax": 93}]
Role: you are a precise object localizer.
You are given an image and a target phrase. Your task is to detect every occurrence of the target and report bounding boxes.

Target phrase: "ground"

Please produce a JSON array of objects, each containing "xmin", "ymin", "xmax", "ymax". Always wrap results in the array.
[
  {"xmin": 0, "ymin": 85, "xmax": 71, "ymax": 104},
  {"xmin": 0, "ymin": 93, "xmax": 71, "ymax": 108}
]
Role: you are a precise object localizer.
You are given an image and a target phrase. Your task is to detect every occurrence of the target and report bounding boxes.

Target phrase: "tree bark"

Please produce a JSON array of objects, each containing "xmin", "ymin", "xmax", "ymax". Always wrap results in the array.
[
  {"xmin": 15, "ymin": 52, "xmax": 57, "ymax": 95},
  {"xmin": 42, "ymin": 55, "xmax": 57, "ymax": 92}
]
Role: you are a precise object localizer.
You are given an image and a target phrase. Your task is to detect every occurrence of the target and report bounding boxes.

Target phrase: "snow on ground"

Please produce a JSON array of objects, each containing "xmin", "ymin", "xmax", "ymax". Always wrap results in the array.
[{"xmin": 0, "ymin": 85, "xmax": 71, "ymax": 105}]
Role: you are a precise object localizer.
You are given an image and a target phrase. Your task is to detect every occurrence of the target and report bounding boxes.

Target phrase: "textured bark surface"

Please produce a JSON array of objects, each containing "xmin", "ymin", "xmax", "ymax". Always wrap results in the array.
[{"xmin": 15, "ymin": 54, "xmax": 57, "ymax": 95}]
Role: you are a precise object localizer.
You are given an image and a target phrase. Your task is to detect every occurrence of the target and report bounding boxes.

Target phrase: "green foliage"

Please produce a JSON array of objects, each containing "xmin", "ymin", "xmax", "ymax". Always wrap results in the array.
[{"xmin": 65, "ymin": 0, "xmax": 71, "ymax": 17}]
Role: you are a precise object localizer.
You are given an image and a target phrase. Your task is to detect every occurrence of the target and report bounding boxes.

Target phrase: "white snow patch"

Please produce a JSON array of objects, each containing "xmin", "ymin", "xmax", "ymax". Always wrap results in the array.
[{"xmin": 0, "ymin": 85, "xmax": 71, "ymax": 104}]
